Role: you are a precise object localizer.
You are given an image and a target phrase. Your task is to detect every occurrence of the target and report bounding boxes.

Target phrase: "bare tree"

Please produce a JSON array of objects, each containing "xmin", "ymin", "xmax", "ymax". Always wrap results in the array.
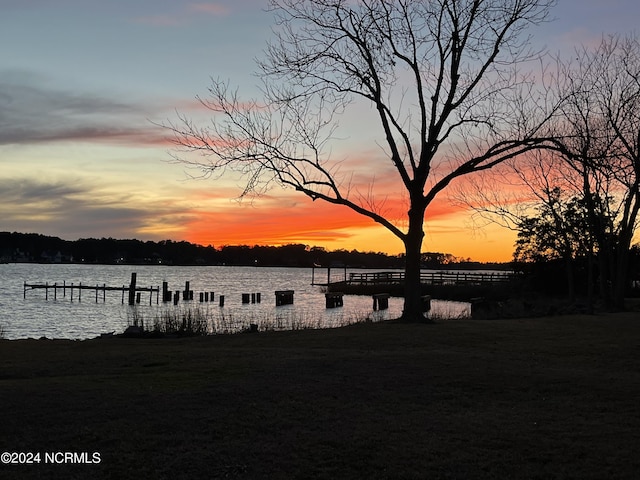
[
  {"xmin": 165, "ymin": 0, "xmax": 556, "ymax": 321},
  {"xmin": 467, "ymin": 34, "xmax": 640, "ymax": 310},
  {"xmin": 457, "ymin": 150, "xmax": 593, "ymax": 302},
  {"xmin": 548, "ymin": 34, "xmax": 640, "ymax": 310}
]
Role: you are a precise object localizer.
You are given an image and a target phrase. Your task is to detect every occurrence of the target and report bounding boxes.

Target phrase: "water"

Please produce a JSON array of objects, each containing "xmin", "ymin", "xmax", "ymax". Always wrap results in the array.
[{"xmin": 0, "ymin": 263, "xmax": 470, "ymax": 340}]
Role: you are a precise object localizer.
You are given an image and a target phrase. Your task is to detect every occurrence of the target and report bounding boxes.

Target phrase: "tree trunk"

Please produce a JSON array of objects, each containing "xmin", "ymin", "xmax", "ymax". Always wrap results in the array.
[
  {"xmin": 401, "ymin": 205, "xmax": 430, "ymax": 322},
  {"xmin": 597, "ymin": 247, "xmax": 613, "ymax": 310},
  {"xmin": 611, "ymin": 196, "xmax": 640, "ymax": 309},
  {"xmin": 586, "ymin": 247, "xmax": 595, "ymax": 314},
  {"xmin": 564, "ymin": 254, "xmax": 575, "ymax": 302},
  {"xmin": 612, "ymin": 247, "xmax": 629, "ymax": 311},
  {"xmin": 611, "ymin": 226, "xmax": 635, "ymax": 310}
]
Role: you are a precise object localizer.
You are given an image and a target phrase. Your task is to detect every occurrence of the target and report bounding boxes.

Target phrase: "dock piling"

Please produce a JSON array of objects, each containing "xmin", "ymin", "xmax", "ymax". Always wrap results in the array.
[
  {"xmin": 373, "ymin": 293, "xmax": 390, "ymax": 311},
  {"xmin": 325, "ymin": 292, "xmax": 344, "ymax": 308},
  {"xmin": 275, "ymin": 290, "xmax": 294, "ymax": 306},
  {"xmin": 128, "ymin": 273, "xmax": 137, "ymax": 306},
  {"xmin": 421, "ymin": 295, "xmax": 431, "ymax": 312}
]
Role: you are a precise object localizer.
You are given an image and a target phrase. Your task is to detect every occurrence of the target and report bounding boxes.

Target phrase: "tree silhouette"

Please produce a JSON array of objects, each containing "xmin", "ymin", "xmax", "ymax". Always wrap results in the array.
[
  {"xmin": 513, "ymin": 189, "xmax": 596, "ymax": 301},
  {"xmin": 546, "ymin": 34, "xmax": 640, "ymax": 310},
  {"xmin": 165, "ymin": 0, "xmax": 556, "ymax": 321},
  {"xmin": 461, "ymin": 34, "xmax": 640, "ymax": 310}
]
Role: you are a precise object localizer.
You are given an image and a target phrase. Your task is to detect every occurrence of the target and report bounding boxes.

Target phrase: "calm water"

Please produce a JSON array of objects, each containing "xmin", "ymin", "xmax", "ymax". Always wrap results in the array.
[{"xmin": 0, "ymin": 263, "xmax": 469, "ymax": 340}]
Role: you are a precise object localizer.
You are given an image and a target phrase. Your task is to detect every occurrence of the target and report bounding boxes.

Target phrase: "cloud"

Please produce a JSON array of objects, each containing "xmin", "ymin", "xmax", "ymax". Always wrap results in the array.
[
  {"xmin": 0, "ymin": 178, "xmax": 85, "ymax": 204},
  {"xmin": 188, "ymin": 3, "xmax": 230, "ymax": 15},
  {"xmin": 134, "ymin": 2, "xmax": 229, "ymax": 27},
  {"xmin": 0, "ymin": 177, "xmax": 176, "ymax": 240},
  {"xmin": 0, "ymin": 70, "xmax": 167, "ymax": 147}
]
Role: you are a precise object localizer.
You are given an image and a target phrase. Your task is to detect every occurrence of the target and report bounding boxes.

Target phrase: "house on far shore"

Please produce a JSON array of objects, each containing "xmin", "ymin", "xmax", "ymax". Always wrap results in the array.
[
  {"xmin": 1, "ymin": 248, "xmax": 30, "ymax": 263},
  {"xmin": 40, "ymin": 250, "xmax": 73, "ymax": 263}
]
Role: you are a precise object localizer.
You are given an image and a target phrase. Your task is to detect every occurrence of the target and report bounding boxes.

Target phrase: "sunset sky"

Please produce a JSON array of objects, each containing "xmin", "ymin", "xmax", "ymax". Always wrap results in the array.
[{"xmin": 1, "ymin": 0, "xmax": 639, "ymax": 262}]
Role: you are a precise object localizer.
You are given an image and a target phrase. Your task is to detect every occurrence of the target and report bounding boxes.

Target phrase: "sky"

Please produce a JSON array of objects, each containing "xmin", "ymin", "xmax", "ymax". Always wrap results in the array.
[{"xmin": 1, "ymin": 0, "xmax": 639, "ymax": 262}]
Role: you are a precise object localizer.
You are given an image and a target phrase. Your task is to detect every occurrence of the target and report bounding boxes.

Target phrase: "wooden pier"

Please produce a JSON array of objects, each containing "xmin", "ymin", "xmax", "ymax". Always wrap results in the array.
[
  {"xmin": 23, "ymin": 272, "xmax": 295, "ymax": 308},
  {"xmin": 24, "ymin": 273, "xmax": 160, "ymax": 305},
  {"xmin": 23, "ymin": 282, "xmax": 161, "ymax": 304},
  {"xmin": 311, "ymin": 264, "xmax": 347, "ymax": 286},
  {"xmin": 346, "ymin": 270, "xmax": 517, "ymax": 287}
]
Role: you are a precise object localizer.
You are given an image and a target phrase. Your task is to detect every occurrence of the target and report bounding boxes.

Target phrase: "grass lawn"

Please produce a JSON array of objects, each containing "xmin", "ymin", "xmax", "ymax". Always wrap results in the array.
[{"xmin": 1, "ymin": 313, "xmax": 639, "ymax": 479}]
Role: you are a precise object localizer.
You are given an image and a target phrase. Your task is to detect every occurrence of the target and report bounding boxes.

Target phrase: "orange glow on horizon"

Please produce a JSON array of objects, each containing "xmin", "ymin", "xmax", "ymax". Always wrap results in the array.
[{"xmin": 176, "ymin": 193, "xmax": 516, "ymax": 263}]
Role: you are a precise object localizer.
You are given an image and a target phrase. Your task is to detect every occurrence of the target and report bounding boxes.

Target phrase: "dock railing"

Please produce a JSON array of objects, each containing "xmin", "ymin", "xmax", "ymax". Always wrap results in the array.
[{"xmin": 347, "ymin": 271, "xmax": 517, "ymax": 286}]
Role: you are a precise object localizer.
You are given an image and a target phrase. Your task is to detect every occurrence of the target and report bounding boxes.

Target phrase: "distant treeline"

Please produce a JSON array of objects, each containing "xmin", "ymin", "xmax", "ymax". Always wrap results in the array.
[{"xmin": 0, "ymin": 232, "xmax": 508, "ymax": 269}]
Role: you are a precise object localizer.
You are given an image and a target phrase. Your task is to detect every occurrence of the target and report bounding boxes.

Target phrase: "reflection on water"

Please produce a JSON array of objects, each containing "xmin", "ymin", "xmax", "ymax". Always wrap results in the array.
[{"xmin": 0, "ymin": 263, "xmax": 470, "ymax": 340}]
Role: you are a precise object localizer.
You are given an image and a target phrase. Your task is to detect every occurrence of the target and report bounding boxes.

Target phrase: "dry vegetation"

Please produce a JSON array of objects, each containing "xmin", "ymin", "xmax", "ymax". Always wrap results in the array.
[{"xmin": 1, "ymin": 313, "xmax": 639, "ymax": 479}]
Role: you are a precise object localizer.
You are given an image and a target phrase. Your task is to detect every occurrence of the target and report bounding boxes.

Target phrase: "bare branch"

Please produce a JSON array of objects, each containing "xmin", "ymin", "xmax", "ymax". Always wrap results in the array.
[{"xmin": 164, "ymin": 0, "xmax": 558, "ymax": 320}]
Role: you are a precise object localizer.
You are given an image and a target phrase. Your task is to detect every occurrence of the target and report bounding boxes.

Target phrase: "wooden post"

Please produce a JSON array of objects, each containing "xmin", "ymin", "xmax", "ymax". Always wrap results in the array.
[
  {"xmin": 219, "ymin": 295, "xmax": 225, "ymax": 307},
  {"xmin": 275, "ymin": 290, "xmax": 294, "ymax": 306},
  {"xmin": 79, "ymin": 282, "xmax": 82, "ymax": 302},
  {"xmin": 421, "ymin": 295, "xmax": 431, "ymax": 312},
  {"xmin": 325, "ymin": 292, "xmax": 344, "ymax": 308},
  {"xmin": 54, "ymin": 282, "xmax": 57, "ymax": 301},
  {"xmin": 242, "ymin": 293, "xmax": 250, "ymax": 304},
  {"xmin": 70, "ymin": 283, "xmax": 73, "ymax": 302},
  {"xmin": 128, "ymin": 273, "xmax": 137, "ymax": 306},
  {"xmin": 379, "ymin": 295, "xmax": 388, "ymax": 310},
  {"xmin": 136, "ymin": 292, "xmax": 141, "ymax": 304},
  {"xmin": 162, "ymin": 282, "xmax": 170, "ymax": 302},
  {"xmin": 183, "ymin": 281, "xmax": 190, "ymax": 301},
  {"xmin": 45, "ymin": 282, "xmax": 48, "ymax": 301},
  {"xmin": 103, "ymin": 284, "xmax": 106, "ymax": 303},
  {"xmin": 373, "ymin": 293, "xmax": 389, "ymax": 311}
]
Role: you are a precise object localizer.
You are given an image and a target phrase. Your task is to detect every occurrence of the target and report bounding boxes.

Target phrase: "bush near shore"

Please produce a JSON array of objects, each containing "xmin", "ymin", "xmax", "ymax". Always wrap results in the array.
[{"xmin": 1, "ymin": 313, "xmax": 639, "ymax": 479}]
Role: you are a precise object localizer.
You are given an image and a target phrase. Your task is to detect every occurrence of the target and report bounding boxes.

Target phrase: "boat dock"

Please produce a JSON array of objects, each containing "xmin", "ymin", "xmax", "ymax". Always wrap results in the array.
[
  {"xmin": 23, "ymin": 272, "xmax": 288, "ymax": 308},
  {"xmin": 346, "ymin": 271, "xmax": 517, "ymax": 286},
  {"xmin": 23, "ymin": 273, "xmax": 160, "ymax": 305}
]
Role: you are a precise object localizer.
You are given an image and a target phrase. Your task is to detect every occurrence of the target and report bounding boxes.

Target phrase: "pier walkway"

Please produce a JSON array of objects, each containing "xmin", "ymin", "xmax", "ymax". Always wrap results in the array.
[
  {"xmin": 23, "ymin": 273, "xmax": 160, "ymax": 305},
  {"xmin": 345, "ymin": 271, "xmax": 517, "ymax": 287}
]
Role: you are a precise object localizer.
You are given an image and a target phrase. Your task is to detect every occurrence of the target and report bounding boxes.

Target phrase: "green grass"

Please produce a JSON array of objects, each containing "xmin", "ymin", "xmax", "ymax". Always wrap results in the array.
[{"xmin": 1, "ymin": 313, "xmax": 639, "ymax": 479}]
